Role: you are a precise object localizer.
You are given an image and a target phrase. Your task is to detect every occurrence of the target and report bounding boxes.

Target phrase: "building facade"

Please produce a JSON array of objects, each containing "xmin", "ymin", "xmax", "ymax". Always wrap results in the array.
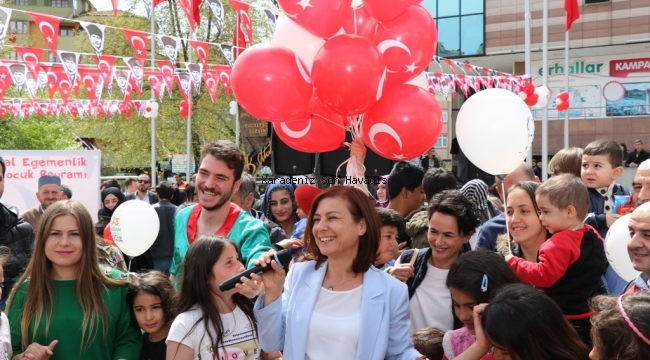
[{"xmin": 423, "ymin": 0, "xmax": 650, "ymax": 157}]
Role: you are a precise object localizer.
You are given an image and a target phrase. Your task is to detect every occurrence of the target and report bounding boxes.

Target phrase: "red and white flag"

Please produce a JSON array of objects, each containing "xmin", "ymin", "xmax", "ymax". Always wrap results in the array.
[
  {"xmin": 564, "ymin": 0, "xmax": 580, "ymax": 31},
  {"xmin": 0, "ymin": 65, "xmax": 12, "ymax": 100},
  {"xmin": 122, "ymin": 29, "xmax": 149, "ymax": 67},
  {"xmin": 92, "ymin": 55, "xmax": 116, "ymax": 92},
  {"xmin": 156, "ymin": 59, "xmax": 176, "ymax": 97},
  {"xmin": 203, "ymin": 69, "xmax": 218, "ymax": 102},
  {"xmin": 28, "ymin": 12, "xmax": 60, "ymax": 56},
  {"xmin": 229, "ymin": 0, "xmax": 252, "ymax": 59},
  {"xmin": 214, "ymin": 65, "xmax": 231, "ymax": 96},
  {"xmin": 15, "ymin": 47, "xmax": 43, "ymax": 80},
  {"xmin": 189, "ymin": 40, "xmax": 209, "ymax": 69}
]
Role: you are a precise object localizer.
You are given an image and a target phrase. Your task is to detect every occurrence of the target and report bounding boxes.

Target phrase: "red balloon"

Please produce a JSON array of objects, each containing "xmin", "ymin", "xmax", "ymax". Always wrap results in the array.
[
  {"xmin": 365, "ymin": 5, "xmax": 437, "ymax": 86},
  {"xmin": 364, "ymin": 0, "xmax": 417, "ymax": 22},
  {"xmin": 232, "ymin": 44, "xmax": 313, "ymax": 122},
  {"xmin": 343, "ymin": 5, "xmax": 376, "ymax": 38},
  {"xmin": 312, "ymin": 35, "xmax": 386, "ymax": 116},
  {"xmin": 361, "ymin": 84, "xmax": 442, "ymax": 161},
  {"xmin": 524, "ymin": 93, "xmax": 539, "ymax": 106},
  {"xmin": 273, "ymin": 100, "xmax": 347, "ymax": 153},
  {"xmin": 277, "ymin": 0, "xmax": 352, "ymax": 38},
  {"xmin": 558, "ymin": 92, "xmax": 570, "ymax": 101}
]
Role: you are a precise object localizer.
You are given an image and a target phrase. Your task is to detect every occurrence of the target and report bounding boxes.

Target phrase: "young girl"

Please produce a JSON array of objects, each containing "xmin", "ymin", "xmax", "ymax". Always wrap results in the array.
[
  {"xmin": 0, "ymin": 247, "xmax": 11, "ymax": 360},
  {"xmin": 455, "ymin": 284, "xmax": 590, "ymax": 360},
  {"xmin": 443, "ymin": 250, "xmax": 520, "ymax": 360},
  {"xmin": 261, "ymin": 183, "xmax": 299, "ymax": 238},
  {"xmin": 590, "ymin": 292, "xmax": 650, "ymax": 360},
  {"xmin": 127, "ymin": 271, "xmax": 177, "ymax": 360},
  {"xmin": 166, "ymin": 235, "xmax": 267, "ymax": 360},
  {"xmin": 7, "ymin": 200, "xmax": 142, "ymax": 360}
]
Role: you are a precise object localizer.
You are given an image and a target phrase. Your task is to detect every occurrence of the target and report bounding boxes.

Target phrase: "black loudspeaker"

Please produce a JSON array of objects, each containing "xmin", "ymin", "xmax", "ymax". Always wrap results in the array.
[
  {"xmin": 319, "ymin": 132, "xmax": 395, "ymax": 177},
  {"xmin": 271, "ymin": 128, "xmax": 315, "ymax": 175}
]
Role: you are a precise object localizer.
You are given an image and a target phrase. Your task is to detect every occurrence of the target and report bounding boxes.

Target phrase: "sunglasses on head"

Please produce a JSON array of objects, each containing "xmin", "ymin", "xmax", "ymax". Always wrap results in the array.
[{"xmin": 138, "ymin": 180, "xmax": 150, "ymax": 184}]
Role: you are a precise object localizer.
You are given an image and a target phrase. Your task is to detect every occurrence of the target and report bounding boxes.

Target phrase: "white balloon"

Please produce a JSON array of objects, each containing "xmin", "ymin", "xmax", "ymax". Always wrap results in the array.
[
  {"xmin": 534, "ymin": 85, "xmax": 549, "ymax": 98},
  {"xmin": 605, "ymin": 214, "xmax": 638, "ymax": 282},
  {"xmin": 456, "ymin": 88, "xmax": 534, "ymax": 175},
  {"xmin": 533, "ymin": 96, "xmax": 548, "ymax": 109},
  {"xmin": 405, "ymin": 71, "xmax": 427, "ymax": 90},
  {"xmin": 518, "ymin": 92, "xmax": 527, "ymax": 100},
  {"xmin": 272, "ymin": 17, "xmax": 326, "ymax": 72},
  {"xmin": 110, "ymin": 200, "xmax": 160, "ymax": 257}
]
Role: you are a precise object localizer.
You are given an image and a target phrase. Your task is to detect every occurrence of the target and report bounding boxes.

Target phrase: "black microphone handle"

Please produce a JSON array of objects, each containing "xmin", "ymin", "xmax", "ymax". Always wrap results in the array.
[{"xmin": 218, "ymin": 249, "xmax": 292, "ymax": 292}]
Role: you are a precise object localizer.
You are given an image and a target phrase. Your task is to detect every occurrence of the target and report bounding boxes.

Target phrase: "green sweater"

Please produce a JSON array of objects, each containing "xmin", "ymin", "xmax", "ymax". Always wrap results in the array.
[{"xmin": 8, "ymin": 272, "xmax": 142, "ymax": 360}]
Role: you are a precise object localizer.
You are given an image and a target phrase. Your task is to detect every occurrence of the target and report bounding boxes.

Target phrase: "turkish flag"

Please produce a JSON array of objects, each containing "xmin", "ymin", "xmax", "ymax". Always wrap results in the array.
[
  {"xmin": 564, "ymin": 0, "xmax": 580, "ymax": 31},
  {"xmin": 27, "ymin": 12, "xmax": 60, "ymax": 56},
  {"xmin": 78, "ymin": 67, "xmax": 101, "ymax": 101},
  {"xmin": 15, "ymin": 47, "xmax": 43, "ymax": 81},
  {"xmin": 178, "ymin": 0, "xmax": 195, "ymax": 30},
  {"xmin": 58, "ymin": 76, "xmax": 73, "ymax": 103},
  {"xmin": 203, "ymin": 70, "xmax": 218, "ymax": 102},
  {"xmin": 122, "ymin": 29, "xmax": 149, "ymax": 67},
  {"xmin": 45, "ymin": 65, "xmax": 63, "ymax": 100},
  {"xmin": 92, "ymin": 54, "xmax": 116, "ymax": 91},
  {"xmin": 145, "ymin": 70, "xmax": 166, "ymax": 100},
  {"xmin": 156, "ymin": 59, "xmax": 176, "ymax": 97},
  {"xmin": 213, "ymin": 65, "xmax": 231, "ymax": 96},
  {"xmin": 229, "ymin": 0, "xmax": 252, "ymax": 60},
  {"xmin": 193, "ymin": 0, "xmax": 203, "ymax": 28},
  {"xmin": 189, "ymin": 40, "xmax": 209, "ymax": 69},
  {"xmin": 0, "ymin": 65, "xmax": 12, "ymax": 100}
]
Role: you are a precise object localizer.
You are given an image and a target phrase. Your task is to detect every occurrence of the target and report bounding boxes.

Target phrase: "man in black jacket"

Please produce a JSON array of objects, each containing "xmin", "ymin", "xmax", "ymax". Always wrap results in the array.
[
  {"xmin": 0, "ymin": 155, "xmax": 34, "ymax": 309},
  {"xmin": 124, "ymin": 174, "xmax": 158, "ymax": 204},
  {"xmin": 151, "ymin": 181, "xmax": 177, "ymax": 274},
  {"xmin": 626, "ymin": 140, "xmax": 650, "ymax": 168}
]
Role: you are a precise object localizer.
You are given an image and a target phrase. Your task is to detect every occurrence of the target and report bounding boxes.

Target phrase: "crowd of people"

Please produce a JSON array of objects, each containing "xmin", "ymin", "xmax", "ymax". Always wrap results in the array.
[{"xmin": 0, "ymin": 137, "xmax": 649, "ymax": 359}]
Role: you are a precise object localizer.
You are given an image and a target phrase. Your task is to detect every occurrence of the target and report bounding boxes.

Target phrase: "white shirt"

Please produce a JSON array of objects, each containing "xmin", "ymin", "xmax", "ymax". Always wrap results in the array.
[
  {"xmin": 0, "ymin": 312, "xmax": 11, "ymax": 360},
  {"xmin": 409, "ymin": 263, "xmax": 453, "ymax": 333},
  {"xmin": 167, "ymin": 306, "xmax": 260, "ymax": 360},
  {"xmin": 136, "ymin": 191, "xmax": 152, "ymax": 204},
  {"xmin": 305, "ymin": 285, "xmax": 363, "ymax": 360}
]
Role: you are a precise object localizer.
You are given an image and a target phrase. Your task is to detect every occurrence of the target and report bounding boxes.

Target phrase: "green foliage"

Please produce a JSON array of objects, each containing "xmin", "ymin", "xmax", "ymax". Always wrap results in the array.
[
  {"xmin": 0, "ymin": 115, "xmax": 81, "ymax": 150},
  {"xmin": 68, "ymin": 0, "xmax": 276, "ymax": 170}
]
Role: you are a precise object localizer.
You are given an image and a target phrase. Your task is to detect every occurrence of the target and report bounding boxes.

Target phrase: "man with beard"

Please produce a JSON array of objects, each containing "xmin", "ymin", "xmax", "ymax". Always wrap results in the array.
[
  {"xmin": 20, "ymin": 174, "xmax": 62, "ymax": 230},
  {"xmin": 169, "ymin": 140, "xmax": 271, "ymax": 286}
]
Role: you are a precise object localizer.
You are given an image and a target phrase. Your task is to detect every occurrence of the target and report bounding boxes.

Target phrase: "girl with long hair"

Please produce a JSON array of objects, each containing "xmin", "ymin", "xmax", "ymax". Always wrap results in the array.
[
  {"xmin": 7, "ymin": 200, "xmax": 141, "ymax": 360},
  {"xmin": 260, "ymin": 183, "xmax": 299, "ymax": 238},
  {"xmin": 589, "ymin": 292, "xmax": 650, "ymax": 360},
  {"xmin": 166, "ymin": 235, "xmax": 270, "ymax": 360},
  {"xmin": 442, "ymin": 251, "xmax": 520, "ymax": 359},
  {"xmin": 455, "ymin": 283, "xmax": 589, "ymax": 360},
  {"xmin": 126, "ymin": 271, "xmax": 177, "ymax": 360}
]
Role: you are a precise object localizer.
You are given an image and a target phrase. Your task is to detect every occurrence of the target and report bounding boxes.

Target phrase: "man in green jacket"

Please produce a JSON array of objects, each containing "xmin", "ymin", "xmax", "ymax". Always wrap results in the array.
[{"xmin": 170, "ymin": 140, "xmax": 271, "ymax": 287}]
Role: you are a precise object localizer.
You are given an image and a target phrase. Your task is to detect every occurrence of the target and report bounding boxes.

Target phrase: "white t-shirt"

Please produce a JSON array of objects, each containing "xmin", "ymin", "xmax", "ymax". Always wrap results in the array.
[
  {"xmin": 409, "ymin": 263, "xmax": 453, "ymax": 333},
  {"xmin": 305, "ymin": 285, "xmax": 363, "ymax": 360},
  {"xmin": 167, "ymin": 305, "xmax": 260, "ymax": 360},
  {"xmin": 0, "ymin": 312, "xmax": 11, "ymax": 360}
]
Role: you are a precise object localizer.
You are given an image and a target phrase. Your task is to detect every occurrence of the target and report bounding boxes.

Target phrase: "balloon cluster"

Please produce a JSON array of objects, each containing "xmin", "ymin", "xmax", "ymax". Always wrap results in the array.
[
  {"xmin": 555, "ymin": 92, "xmax": 570, "ymax": 111},
  {"xmin": 143, "ymin": 101, "xmax": 159, "ymax": 118},
  {"xmin": 231, "ymin": 0, "xmax": 443, "ymax": 160},
  {"xmin": 518, "ymin": 83, "xmax": 550, "ymax": 109}
]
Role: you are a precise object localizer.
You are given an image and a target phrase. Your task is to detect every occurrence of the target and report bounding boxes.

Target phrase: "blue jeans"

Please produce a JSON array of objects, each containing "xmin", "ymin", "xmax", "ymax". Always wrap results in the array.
[{"xmin": 153, "ymin": 256, "xmax": 173, "ymax": 275}]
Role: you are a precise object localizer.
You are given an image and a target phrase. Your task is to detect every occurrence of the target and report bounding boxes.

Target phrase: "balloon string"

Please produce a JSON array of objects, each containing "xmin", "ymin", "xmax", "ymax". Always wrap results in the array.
[
  {"xmin": 312, "ymin": 113, "xmax": 347, "ymax": 130},
  {"xmin": 500, "ymin": 176, "xmax": 513, "ymax": 256}
]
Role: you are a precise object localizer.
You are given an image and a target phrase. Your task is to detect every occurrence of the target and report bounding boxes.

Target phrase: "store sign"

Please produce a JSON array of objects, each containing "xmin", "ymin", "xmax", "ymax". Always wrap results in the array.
[
  {"xmin": 537, "ymin": 60, "xmax": 605, "ymax": 76},
  {"xmin": 610, "ymin": 58, "xmax": 650, "ymax": 77}
]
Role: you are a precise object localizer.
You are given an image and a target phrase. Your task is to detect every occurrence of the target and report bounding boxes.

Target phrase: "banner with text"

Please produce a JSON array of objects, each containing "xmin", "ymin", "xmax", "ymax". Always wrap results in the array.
[{"xmin": 2, "ymin": 150, "xmax": 101, "ymax": 222}]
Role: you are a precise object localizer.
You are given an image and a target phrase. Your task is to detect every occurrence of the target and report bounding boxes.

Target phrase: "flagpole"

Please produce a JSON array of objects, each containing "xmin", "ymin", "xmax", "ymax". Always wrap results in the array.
[
  {"xmin": 564, "ymin": 29, "xmax": 570, "ymax": 148},
  {"xmin": 150, "ymin": 1, "xmax": 157, "ymax": 186},
  {"xmin": 541, "ymin": 0, "xmax": 549, "ymax": 181},
  {"xmin": 525, "ymin": 0, "xmax": 532, "ymax": 165},
  {"xmin": 186, "ymin": 27, "xmax": 193, "ymax": 180}
]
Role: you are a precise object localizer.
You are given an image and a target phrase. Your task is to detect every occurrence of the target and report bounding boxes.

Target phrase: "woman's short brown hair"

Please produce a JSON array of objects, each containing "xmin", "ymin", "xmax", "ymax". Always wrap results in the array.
[{"xmin": 304, "ymin": 186, "xmax": 380, "ymax": 274}]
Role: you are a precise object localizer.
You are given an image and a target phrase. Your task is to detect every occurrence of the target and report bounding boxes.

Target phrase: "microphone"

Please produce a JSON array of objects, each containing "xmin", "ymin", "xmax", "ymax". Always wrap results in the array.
[{"xmin": 218, "ymin": 249, "xmax": 293, "ymax": 292}]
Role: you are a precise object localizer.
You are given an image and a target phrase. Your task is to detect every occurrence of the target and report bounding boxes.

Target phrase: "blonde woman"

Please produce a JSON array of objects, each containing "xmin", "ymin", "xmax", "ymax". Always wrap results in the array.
[{"xmin": 7, "ymin": 200, "xmax": 141, "ymax": 360}]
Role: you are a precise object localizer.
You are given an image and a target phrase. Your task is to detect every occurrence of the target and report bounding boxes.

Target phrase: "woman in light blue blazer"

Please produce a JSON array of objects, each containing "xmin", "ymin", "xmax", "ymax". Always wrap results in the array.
[{"xmin": 253, "ymin": 185, "xmax": 422, "ymax": 360}]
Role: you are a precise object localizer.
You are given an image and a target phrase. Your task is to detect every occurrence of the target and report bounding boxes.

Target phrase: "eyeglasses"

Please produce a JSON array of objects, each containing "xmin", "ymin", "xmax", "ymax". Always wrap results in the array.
[{"xmin": 138, "ymin": 180, "xmax": 150, "ymax": 184}]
